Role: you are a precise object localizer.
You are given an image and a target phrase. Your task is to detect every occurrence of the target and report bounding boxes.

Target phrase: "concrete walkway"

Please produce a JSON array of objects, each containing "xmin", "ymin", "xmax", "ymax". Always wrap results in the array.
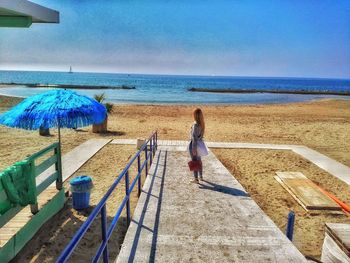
[
  {"xmin": 116, "ymin": 147, "xmax": 306, "ymax": 262},
  {"xmin": 111, "ymin": 139, "xmax": 350, "ymax": 185}
]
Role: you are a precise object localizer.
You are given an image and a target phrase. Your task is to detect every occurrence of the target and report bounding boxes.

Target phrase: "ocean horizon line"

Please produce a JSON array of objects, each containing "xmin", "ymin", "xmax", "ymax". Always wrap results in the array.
[{"xmin": 1, "ymin": 69, "xmax": 349, "ymax": 81}]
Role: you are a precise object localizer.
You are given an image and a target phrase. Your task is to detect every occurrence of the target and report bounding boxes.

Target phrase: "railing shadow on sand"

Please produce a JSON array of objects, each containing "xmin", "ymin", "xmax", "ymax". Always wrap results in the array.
[{"xmin": 15, "ymin": 202, "xmax": 129, "ymax": 263}]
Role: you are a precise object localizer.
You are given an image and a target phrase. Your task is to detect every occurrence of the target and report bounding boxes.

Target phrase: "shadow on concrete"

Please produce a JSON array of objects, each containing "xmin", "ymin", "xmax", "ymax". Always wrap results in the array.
[
  {"xmin": 149, "ymin": 151, "xmax": 167, "ymax": 262},
  {"xmin": 127, "ymin": 150, "xmax": 168, "ymax": 263},
  {"xmin": 199, "ymin": 179, "xmax": 250, "ymax": 197}
]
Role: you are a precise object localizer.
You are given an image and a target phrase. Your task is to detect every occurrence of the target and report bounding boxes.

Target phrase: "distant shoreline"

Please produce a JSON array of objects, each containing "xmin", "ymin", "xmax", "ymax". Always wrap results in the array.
[
  {"xmin": 188, "ymin": 87, "xmax": 350, "ymax": 96},
  {"xmin": 0, "ymin": 83, "xmax": 136, "ymax": 90}
]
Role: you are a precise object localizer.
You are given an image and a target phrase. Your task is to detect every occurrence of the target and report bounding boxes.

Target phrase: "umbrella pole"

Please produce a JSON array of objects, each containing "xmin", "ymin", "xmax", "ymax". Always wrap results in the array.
[
  {"xmin": 56, "ymin": 122, "xmax": 63, "ymax": 190},
  {"xmin": 58, "ymin": 125, "xmax": 61, "ymax": 147}
]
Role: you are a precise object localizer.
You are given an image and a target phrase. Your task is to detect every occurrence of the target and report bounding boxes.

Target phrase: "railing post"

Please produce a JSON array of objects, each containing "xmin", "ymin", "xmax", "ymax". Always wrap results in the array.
[
  {"xmin": 137, "ymin": 155, "xmax": 141, "ymax": 197},
  {"xmin": 55, "ymin": 144, "xmax": 63, "ymax": 190},
  {"xmin": 151, "ymin": 136, "xmax": 154, "ymax": 156},
  {"xmin": 154, "ymin": 134, "xmax": 157, "ymax": 154},
  {"xmin": 145, "ymin": 147, "xmax": 148, "ymax": 177},
  {"xmin": 29, "ymin": 159, "xmax": 39, "ymax": 214},
  {"xmin": 125, "ymin": 171, "xmax": 131, "ymax": 226},
  {"xmin": 155, "ymin": 132, "xmax": 158, "ymax": 150},
  {"xmin": 101, "ymin": 205, "xmax": 109, "ymax": 263},
  {"xmin": 150, "ymin": 139, "xmax": 153, "ymax": 164}
]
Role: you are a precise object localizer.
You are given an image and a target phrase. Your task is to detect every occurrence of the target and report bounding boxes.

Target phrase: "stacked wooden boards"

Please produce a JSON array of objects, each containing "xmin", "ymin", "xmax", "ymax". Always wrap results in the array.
[
  {"xmin": 275, "ymin": 172, "xmax": 341, "ymax": 211},
  {"xmin": 321, "ymin": 223, "xmax": 350, "ymax": 262}
]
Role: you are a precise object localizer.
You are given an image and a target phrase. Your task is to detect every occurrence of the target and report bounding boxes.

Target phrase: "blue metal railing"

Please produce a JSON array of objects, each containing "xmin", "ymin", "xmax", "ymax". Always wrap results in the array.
[{"xmin": 57, "ymin": 131, "xmax": 158, "ymax": 263}]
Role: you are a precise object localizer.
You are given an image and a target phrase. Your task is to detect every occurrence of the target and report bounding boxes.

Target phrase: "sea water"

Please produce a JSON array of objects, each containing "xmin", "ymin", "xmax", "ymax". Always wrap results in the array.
[{"xmin": 0, "ymin": 71, "xmax": 349, "ymax": 104}]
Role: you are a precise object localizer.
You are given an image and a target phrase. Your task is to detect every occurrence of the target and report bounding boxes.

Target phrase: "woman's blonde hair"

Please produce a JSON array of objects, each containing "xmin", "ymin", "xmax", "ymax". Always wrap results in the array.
[{"xmin": 193, "ymin": 108, "xmax": 205, "ymax": 136}]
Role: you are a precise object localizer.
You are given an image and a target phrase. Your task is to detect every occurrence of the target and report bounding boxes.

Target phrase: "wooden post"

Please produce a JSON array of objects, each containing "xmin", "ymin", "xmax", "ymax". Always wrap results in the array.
[
  {"xmin": 101, "ymin": 116, "xmax": 108, "ymax": 133},
  {"xmin": 92, "ymin": 116, "xmax": 108, "ymax": 133},
  {"xmin": 55, "ymin": 143, "xmax": 63, "ymax": 190},
  {"xmin": 29, "ymin": 159, "xmax": 39, "ymax": 214}
]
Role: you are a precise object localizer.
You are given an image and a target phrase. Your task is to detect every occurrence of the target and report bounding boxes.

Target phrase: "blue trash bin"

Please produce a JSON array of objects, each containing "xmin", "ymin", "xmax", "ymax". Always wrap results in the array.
[{"xmin": 70, "ymin": 176, "xmax": 93, "ymax": 210}]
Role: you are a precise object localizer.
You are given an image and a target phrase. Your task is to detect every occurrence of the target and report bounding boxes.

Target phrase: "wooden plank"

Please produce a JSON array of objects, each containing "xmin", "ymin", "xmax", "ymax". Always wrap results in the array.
[
  {"xmin": 0, "ymin": 227, "xmax": 21, "ymax": 235},
  {"xmin": 0, "ymin": 206, "xmax": 23, "ymax": 228},
  {"xmin": 321, "ymin": 233, "xmax": 350, "ymax": 262},
  {"xmin": 0, "ymin": 189, "xmax": 65, "ymax": 261},
  {"xmin": 274, "ymin": 176, "xmax": 309, "ymax": 211},
  {"xmin": 276, "ymin": 171, "xmax": 307, "ymax": 179},
  {"xmin": 36, "ymin": 171, "xmax": 58, "ymax": 195},
  {"xmin": 0, "ymin": 233, "xmax": 15, "ymax": 240},
  {"xmin": 2, "ymin": 212, "xmax": 31, "ymax": 219},
  {"xmin": 26, "ymin": 143, "xmax": 58, "ymax": 161},
  {"xmin": 4, "ymin": 219, "xmax": 31, "ymax": 227},
  {"xmin": 326, "ymin": 223, "xmax": 350, "ymax": 256},
  {"xmin": 284, "ymin": 179, "xmax": 339, "ymax": 210},
  {"xmin": 0, "ymin": 187, "xmax": 62, "ymax": 249},
  {"xmin": 35, "ymin": 154, "xmax": 57, "ymax": 176},
  {"xmin": 275, "ymin": 172, "xmax": 341, "ymax": 211}
]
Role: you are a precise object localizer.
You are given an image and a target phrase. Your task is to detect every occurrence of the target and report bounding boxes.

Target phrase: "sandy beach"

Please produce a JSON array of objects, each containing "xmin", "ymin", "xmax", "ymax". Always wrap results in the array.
[{"xmin": 0, "ymin": 95, "xmax": 349, "ymax": 261}]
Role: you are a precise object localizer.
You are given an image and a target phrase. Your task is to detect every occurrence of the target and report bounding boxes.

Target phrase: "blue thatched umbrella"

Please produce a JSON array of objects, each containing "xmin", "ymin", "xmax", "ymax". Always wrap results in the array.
[{"xmin": 0, "ymin": 89, "xmax": 107, "ymax": 146}]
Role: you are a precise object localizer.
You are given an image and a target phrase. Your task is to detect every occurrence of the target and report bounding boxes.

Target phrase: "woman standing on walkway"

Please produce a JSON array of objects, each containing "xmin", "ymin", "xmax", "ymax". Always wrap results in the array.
[{"xmin": 189, "ymin": 108, "xmax": 205, "ymax": 183}]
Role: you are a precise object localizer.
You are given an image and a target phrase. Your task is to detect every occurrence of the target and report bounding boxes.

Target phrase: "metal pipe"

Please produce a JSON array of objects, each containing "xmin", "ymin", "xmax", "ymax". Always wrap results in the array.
[
  {"xmin": 286, "ymin": 211, "xmax": 295, "ymax": 241},
  {"xmin": 101, "ymin": 205, "xmax": 109, "ymax": 262},
  {"xmin": 137, "ymin": 155, "xmax": 141, "ymax": 197},
  {"xmin": 145, "ymin": 146, "xmax": 148, "ymax": 177},
  {"xmin": 125, "ymin": 171, "xmax": 131, "ymax": 226}
]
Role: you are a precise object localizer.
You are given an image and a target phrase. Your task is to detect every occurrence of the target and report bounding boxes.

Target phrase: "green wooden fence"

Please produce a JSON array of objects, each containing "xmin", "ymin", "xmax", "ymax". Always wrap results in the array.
[{"xmin": 0, "ymin": 143, "xmax": 62, "ymax": 228}]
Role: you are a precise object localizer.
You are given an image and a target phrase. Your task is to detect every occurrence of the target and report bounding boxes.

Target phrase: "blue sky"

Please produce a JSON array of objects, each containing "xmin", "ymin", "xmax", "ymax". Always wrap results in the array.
[{"xmin": 0, "ymin": 0, "xmax": 349, "ymax": 78}]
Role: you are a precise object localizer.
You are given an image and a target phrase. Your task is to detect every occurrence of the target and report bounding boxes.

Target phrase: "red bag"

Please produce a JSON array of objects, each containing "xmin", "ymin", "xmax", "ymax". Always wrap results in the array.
[{"xmin": 188, "ymin": 160, "xmax": 202, "ymax": 171}]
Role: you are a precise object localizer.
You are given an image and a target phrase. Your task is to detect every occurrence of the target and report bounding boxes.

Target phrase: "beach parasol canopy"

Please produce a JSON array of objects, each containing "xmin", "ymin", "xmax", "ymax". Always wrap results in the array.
[{"xmin": 0, "ymin": 89, "xmax": 107, "ymax": 144}]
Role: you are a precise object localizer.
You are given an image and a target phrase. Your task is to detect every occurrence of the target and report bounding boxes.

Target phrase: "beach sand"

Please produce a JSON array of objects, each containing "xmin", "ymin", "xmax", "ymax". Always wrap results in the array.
[{"xmin": 0, "ymin": 95, "xmax": 349, "ymax": 261}]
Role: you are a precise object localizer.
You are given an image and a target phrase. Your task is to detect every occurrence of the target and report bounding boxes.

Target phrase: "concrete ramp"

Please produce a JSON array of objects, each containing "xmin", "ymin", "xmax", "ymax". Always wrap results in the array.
[{"xmin": 117, "ymin": 148, "xmax": 307, "ymax": 262}]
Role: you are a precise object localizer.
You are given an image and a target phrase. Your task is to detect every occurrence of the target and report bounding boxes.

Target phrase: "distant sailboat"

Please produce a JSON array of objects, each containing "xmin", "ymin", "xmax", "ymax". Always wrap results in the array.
[{"xmin": 69, "ymin": 66, "xmax": 73, "ymax": 73}]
